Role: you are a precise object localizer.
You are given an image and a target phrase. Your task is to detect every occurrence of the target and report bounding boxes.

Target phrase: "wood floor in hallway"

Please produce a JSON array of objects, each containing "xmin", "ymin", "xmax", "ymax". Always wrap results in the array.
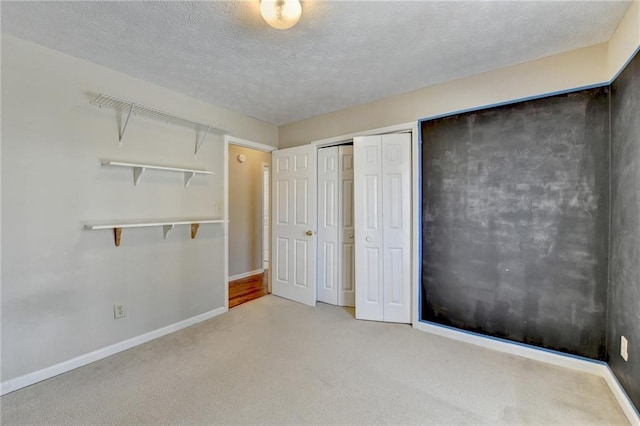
[{"xmin": 229, "ymin": 271, "xmax": 269, "ymax": 308}]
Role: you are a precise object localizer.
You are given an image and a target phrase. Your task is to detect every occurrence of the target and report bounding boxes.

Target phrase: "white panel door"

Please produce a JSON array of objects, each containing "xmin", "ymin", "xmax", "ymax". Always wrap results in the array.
[
  {"xmin": 271, "ymin": 145, "xmax": 317, "ymax": 306},
  {"xmin": 338, "ymin": 145, "xmax": 356, "ymax": 307},
  {"xmin": 354, "ymin": 136, "xmax": 384, "ymax": 321},
  {"xmin": 317, "ymin": 147, "xmax": 339, "ymax": 305},
  {"xmin": 381, "ymin": 134, "xmax": 411, "ymax": 323},
  {"xmin": 354, "ymin": 134, "xmax": 411, "ymax": 323}
]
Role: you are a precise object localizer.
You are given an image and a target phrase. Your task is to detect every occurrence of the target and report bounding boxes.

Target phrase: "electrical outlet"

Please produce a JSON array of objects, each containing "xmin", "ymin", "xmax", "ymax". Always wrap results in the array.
[
  {"xmin": 621, "ymin": 335, "xmax": 629, "ymax": 361},
  {"xmin": 114, "ymin": 304, "xmax": 126, "ymax": 319}
]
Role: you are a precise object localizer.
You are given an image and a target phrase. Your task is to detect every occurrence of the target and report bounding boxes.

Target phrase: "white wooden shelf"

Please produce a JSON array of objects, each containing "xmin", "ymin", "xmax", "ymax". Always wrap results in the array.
[
  {"xmin": 85, "ymin": 218, "xmax": 226, "ymax": 246},
  {"xmin": 90, "ymin": 94, "xmax": 230, "ymax": 155},
  {"xmin": 102, "ymin": 161, "xmax": 215, "ymax": 187}
]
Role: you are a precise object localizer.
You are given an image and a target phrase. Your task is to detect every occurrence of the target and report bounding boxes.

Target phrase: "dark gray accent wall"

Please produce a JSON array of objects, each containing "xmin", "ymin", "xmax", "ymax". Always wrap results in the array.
[
  {"xmin": 609, "ymin": 50, "xmax": 640, "ymax": 409},
  {"xmin": 421, "ymin": 88, "xmax": 610, "ymax": 359}
]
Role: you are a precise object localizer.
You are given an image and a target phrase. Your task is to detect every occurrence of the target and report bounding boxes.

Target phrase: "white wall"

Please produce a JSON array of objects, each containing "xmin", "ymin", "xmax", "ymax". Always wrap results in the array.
[
  {"xmin": 279, "ymin": 1, "xmax": 640, "ymax": 148},
  {"xmin": 228, "ymin": 145, "xmax": 271, "ymax": 277},
  {"xmin": 0, "ymin": 34, "xmax": 278, "ymax": 383}
]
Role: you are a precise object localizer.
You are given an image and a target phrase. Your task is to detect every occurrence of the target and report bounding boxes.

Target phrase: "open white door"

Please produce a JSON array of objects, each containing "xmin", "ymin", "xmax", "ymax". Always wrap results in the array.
[
  {"xmin": 354, "ymin": 134, "xmax": 411, "ymax": 323},
  {"xmin": 271, "ymin": 145, "xmax": 317, "ymax": 306}
]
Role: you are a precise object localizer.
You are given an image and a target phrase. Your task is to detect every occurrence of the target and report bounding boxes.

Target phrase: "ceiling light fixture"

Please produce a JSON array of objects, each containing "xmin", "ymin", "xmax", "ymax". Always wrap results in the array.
[{"xmin": 260, "ymin": 0, "xmax": 302, "ymax": 30}]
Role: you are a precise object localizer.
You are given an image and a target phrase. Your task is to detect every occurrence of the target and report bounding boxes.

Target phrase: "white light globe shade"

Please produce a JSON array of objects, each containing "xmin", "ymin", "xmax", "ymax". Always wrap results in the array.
[{"xmin": 260, "ymin": 0, "xmax": 302, "ymax": 30}]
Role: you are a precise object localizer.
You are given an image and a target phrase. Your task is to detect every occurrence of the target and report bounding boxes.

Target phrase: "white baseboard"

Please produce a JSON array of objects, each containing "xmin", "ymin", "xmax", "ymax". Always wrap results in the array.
[
  {"xmin": 229, "ymin": 268, "xmax": 264, "ymax": 281},
  {"xmin": 413, "ymin": 321, "xmax": 604, "ymax": 375},
  {"xmin": 414, "ymin": 321, "xmax": 639, "ymax": 425},
  {"xmin": 603, "ymin": 365, "xmax": 640, "ymax": 425},
  {"xmin": 0, "ymin": 306, "xmax": 227, "ymax": 396}
]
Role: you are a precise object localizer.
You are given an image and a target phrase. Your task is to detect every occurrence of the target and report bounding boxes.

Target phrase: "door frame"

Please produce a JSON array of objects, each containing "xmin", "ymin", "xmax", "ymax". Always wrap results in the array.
[
  {"xmin": 261, "ymin": 162, "xmax": 270, "ymax": 271},
  {"xmin": 223, "ymin": 135, "xmax": 276, "ymax": 310},
  {"xmin": 311, "ymin": 121, "xmax": 420, "ymax": 326}
]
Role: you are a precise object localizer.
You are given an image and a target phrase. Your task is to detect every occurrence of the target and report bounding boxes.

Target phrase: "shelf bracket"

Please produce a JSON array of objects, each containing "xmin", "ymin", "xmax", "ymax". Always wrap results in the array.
[
  {"xmin": 114, "ymin": 227, "xmax": 122, "ymax": 247},
  {"xmin": 190, "ymin": 223, "xmax": 200, "ymax": 239},
  {"xmin": 184, "ymin": 171, "xmax": 195, "ymax": 188},
  {"xmin": 133, "ymin": 166, "xmax": 145, "ymax": 186},
  {"xmin": 162, "ymin": 224, "xmax": 174, "ymax": 239},
  {"xmin": 195, "ymin": 126, "xmax": 211, "ymax": 156},
  {"xmin": 119, "ymin": 104, "xmax": 134, "ymax": 145}
]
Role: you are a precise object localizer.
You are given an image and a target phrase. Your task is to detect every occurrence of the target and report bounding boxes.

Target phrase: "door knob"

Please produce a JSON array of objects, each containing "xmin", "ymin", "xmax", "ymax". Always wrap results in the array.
[
  {"xmin": 365, "ymin": 236, "xmax": 372, "ymax": 242},
  {"xmin": 306, "ymin": 230, "xmax": 313, "ymax": 236},
  {"xmin": 348, "ymin": 233, "xmax": 354, "ymax": 238}
]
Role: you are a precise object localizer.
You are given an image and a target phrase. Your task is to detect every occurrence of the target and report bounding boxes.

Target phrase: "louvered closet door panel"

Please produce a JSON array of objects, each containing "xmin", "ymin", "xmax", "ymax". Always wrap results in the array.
[
  {"xmin": 354, "ymin": 136, "xmax": 384, "ymax": 321},
  {"xmin": 381, "ymin": 134, "xmax": 412, "ymax": 323}
]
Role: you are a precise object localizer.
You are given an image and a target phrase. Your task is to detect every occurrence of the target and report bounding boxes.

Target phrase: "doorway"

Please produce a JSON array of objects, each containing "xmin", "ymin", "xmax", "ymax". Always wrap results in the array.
[
  {"xmin": 262, "ymin": 163, "xmax": 270, "ymax": 271},
  {"xmin": 225, "ymin": 137, "xmax": 275, "ymax": 309}
]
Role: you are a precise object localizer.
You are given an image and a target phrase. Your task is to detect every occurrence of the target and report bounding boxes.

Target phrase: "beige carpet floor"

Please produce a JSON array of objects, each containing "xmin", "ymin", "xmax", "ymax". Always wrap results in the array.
[{"xmin": 0, "ymin": 295, "xmax": 629, "ymax": 425}]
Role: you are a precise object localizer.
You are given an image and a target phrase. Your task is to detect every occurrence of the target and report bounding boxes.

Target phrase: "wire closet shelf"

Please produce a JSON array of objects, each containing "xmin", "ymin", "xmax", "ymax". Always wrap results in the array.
[{"xmin": 90, "ymin": 94, "xmax": 230, "ymax": 154}]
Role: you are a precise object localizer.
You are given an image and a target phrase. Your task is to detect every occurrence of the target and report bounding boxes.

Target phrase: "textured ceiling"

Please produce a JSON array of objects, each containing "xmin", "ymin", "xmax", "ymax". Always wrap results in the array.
[{"xmin": 1, "ymin": 1, "xmax": 631, "ymax": 125}]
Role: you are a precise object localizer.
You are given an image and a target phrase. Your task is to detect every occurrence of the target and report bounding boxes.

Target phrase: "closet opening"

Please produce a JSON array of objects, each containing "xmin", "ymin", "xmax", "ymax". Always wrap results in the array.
[
  {"xmin": 269, "ymin": 125, "xmax": 417, "ymax": 325},
  {"xmin": 316, "ymin": 133, "xmax": 413, "ymax": 323}
]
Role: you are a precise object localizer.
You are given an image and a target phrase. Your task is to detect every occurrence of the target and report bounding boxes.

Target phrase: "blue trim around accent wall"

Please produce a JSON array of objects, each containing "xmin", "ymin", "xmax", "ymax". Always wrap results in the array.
[
  {"xmin": 417, "ymin": 45, "xmax": 640, "ymax": 127},
  {"xmin": 417, "ymin": 121, "xmax": 423, "ymax": 321},
  {"xmin": 415, "ymin": 84, "xmax": 607, "ymax": 331},
  {"xmin": 416, "ymin": 87, "xmax": 611, "ymax": 350},
  {"xmin": 415, "ymin": 45, "xmax": 640, "ymax": 417},
  {"xmin": 415, "ymin": 44, "xmax": 640, "ymax": 328},
  {"xmin": 417, "ymin": 82, "xmax": 607, "ymax": 126},
  {"xmin": 610, "ymin": 45, "xmax": 640, "ymax": 83}
]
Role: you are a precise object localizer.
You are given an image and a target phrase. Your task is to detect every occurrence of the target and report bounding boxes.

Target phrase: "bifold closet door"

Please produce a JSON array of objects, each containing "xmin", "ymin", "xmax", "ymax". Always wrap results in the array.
[
  {"xmin": 338, "ymin": 146, "xmax": 355, "ymax": 307},
  {"xmin": 317, "ymin": 147, "xmax": 339, "ymax": 305},
  {"xmin": 354, "ymin": 134, "xmax": 411, "ymax": 323},
  {"xmin": 354, "ymin": 137, "xmax": 384, "ymax": 320},
  {"xmin": 380, "ymin": 135, "xmax": 411, "ymax": 323},
  {"xmin": 317, "ymin": 146, "xmax": 356, "ymax": 307}
]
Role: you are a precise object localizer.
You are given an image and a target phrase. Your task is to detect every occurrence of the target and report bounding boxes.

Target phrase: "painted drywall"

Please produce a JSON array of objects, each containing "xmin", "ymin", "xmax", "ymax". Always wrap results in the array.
[
  {"xmin": 608, "ymin": 0, "xmax": 640, "ymax": 79},
  {"xmin": 279, "ymin": 2, "xmax": 640, "ymax": 148},
  {"xmin": 609, "ymin": 50, "xmax": 640, "ymax": 409},
  {"xmin": 0, "ymin": 34, "xmax": 277, "ymax": 383},
  {"xmin": 228, "ymin": 145, "xmax": 271, "ymax": 278},
  {"xmin": 278, "ymin": 43, "xmax": 607, "ymax": 148},
  {"xmin": 421, "ymin": 88, "xmax": 610, "ymax": 360},
  {"xmin": 418, "ymin": 49, "xmax": 640, "ymax": 408}
]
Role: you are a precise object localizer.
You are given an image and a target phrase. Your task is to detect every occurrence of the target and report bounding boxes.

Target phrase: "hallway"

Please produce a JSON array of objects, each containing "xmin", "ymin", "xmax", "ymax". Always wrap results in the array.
[{"xmin": 229, "ymin": 271, "xmax": 269, "ymax": 308}]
